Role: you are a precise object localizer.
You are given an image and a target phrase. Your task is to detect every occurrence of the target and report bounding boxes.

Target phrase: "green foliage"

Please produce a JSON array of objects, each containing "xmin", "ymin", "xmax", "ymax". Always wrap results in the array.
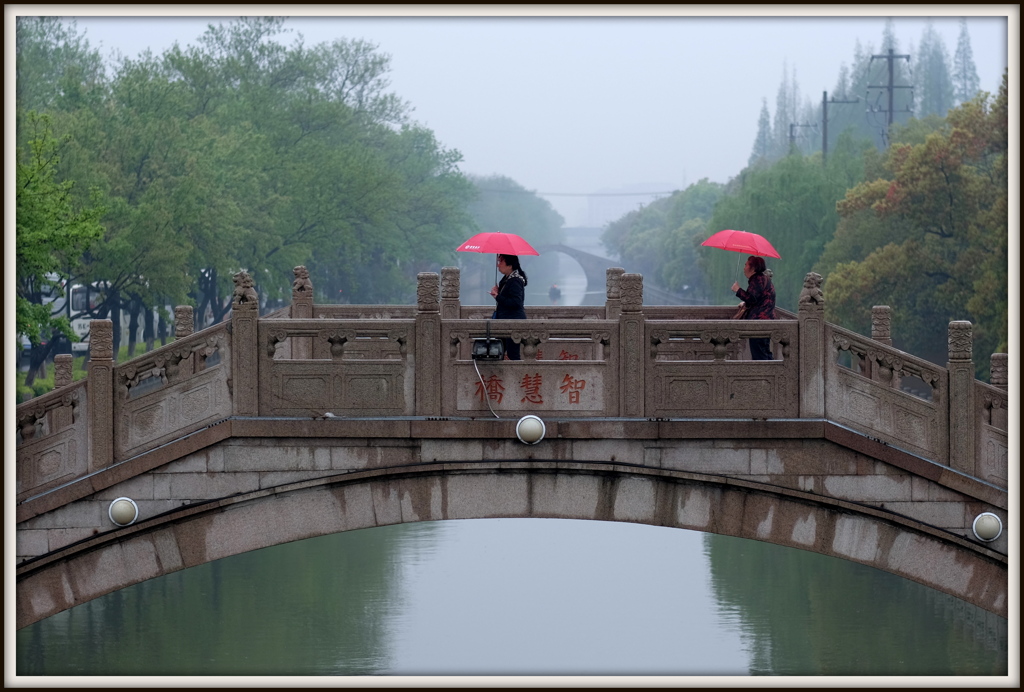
[
  {"xmin": 15, "ymin": 111, "xmax": 105, "ymax": 345},
  {"xmin": 705, "ymin": 136, "xmax": 870, "ymax": 309},
  {"xmin": 819, "ymin": 74, "xmax": 1008, "ymax": 376},
  {"xmin": 18, "ymin": 16, "xmax": 477, "ymax": 322},
  {"xmin": 601, "ymin": 178, "xmax": 726, "ymax": 301}
]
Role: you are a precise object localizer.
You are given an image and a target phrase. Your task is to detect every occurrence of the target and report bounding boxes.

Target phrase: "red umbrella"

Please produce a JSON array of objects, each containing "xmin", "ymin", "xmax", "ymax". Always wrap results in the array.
[
  {"xmin": 701, "ymin": 229, "xmax": 781, "ymax": 259},
  {"xmin": 456, "ymin": 232, "xmax": 540, "ymax": 256}
]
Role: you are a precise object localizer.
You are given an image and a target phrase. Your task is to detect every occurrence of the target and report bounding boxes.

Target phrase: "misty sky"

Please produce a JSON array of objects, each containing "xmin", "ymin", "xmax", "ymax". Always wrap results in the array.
[{"xmin": 9, "ymin": 7, "xmax": 1014, "ymax": 227}]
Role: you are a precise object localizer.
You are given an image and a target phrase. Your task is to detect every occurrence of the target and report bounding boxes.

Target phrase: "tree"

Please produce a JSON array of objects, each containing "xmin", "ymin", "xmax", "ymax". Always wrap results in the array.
[
  {"xmin": 820, "ymin": 74, "xmax": 1008, "ymax": 376},
  {"xmin": 952, "ymin": 18, "xmax": 981, "ymax": 106},
  {"xmin": 16, "ymin": 111, "xmax": 105, "ymax": 383},
  {"xmin": 914, "ymin": 21, "xmax": 955, "ymax": 118},
  {"xmin": 748, "ymin": 98, "xmax": 773, "ymax": 167}
]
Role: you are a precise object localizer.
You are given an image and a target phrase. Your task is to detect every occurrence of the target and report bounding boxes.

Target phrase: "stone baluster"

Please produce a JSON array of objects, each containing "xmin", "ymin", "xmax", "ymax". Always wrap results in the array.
[
  {"xmin": 54, "ymin": 354, "xmax": 74, "ymax": 389},
  {"xmin": 619, "ymin": 273, "xmax": 644, "ymax": 417},
  {"xmin": 797, "ymin": 272, "xmax": 825, "ymax": 418},
  {"xmin": 230, "ymin": 271, "xmax": 260, "ymax": 416},
  {"xmin": 871, "ymin": 306, "xmax": 892, "ymax": 346},
  {"xmin": 605, "ymin": 267, "xmax": 625, "ymax": 320},
  {"xmin": 990, "ymin": 354, "xmax": 1007, "ymax": 390},
  {"xmin": 87, "ymin": 320, "xmax": 115, "ymax": 471},
  {"xmin": 440, "ymin": 266, "xmax": 461, "ymax": 320},
  {"xmin": 175, "ymin": 306, "xmax": 194, "ymax": 338},
  {"xmin": 290, "ymin": 266, "xmax": 314, "ymax": 359},
  {"xmin": 416, "ymin": 272, "xmax": 442, "ymax": 416},
  {"xmin": 947, "ymin": 321, "xmax": 975, "ymax": 476}
]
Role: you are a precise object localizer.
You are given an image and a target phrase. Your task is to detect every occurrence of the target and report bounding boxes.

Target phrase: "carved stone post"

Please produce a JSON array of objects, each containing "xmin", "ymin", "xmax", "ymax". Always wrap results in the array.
[
  {"xmin": 230, "ymin": 271, "xmax": 260, "ymax": 416},
  {"xmin": 440, "ymin": 267, "xmax": 461, "ymax": 320},
  {"xmin": 947, "ymin": 321, "xmax": 975, "ymax": 476},
  {"xmin": 991, "ymin": 354, "xmax": 1007, "ymax": 390},
  {"xmin": 87, "ymin": 320, "xmax": 115, "ymax": 471},
  {"xmin": 797, "ymin": 272, "xmax": 825, "ymax": 418},
  {"xmin": 290, "ymin": 266, "xmax": 314, "ymax": 359},
  {"xmin": 619, "ymin": 273, "xmax": 644, "ymax": 417},
  {"xmin": 415, "ymin": 272, "xmax": 442, "ymax": 416},
  {"xmin": 605, "ymin": 268, "xmax": 625, "ymax": 320},
  {"xmin": 54, "ymin": 354, "xmax": 74, "ymax": 389},
  {"xmin": 174, "ymin": 306, "xmax": 194, "ymax": 338},
  {"xmin": 871, "ymin": 306, "xmax": 892, "ymax": 346}
]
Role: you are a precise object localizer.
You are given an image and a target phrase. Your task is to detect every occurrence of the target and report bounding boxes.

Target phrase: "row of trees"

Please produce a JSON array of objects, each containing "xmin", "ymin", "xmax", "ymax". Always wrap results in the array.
[
  {"xmin": 749, "ymin": 19, "xmax": 984, "ymax": 167},
  {"xmin": 16, "ymin": 17, "xmax": 479, "ymax": 369},
  {"xmin": 602, "ymin": 72, "xmax": 1007, "ymax": 378}
]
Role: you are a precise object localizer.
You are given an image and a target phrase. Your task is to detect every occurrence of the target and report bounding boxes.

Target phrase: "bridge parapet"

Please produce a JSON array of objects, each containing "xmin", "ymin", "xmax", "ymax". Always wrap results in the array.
[
  {"xmin": 15, "ymin": 267, "xmax": 1010, "ymax": 505},
  {"xmin": 112, "ymin": 323, "xmax": 232, "ymax": 461},
  {"xmin": 826, "ymin": 322, "xmax": 950, "ymax": 465}
]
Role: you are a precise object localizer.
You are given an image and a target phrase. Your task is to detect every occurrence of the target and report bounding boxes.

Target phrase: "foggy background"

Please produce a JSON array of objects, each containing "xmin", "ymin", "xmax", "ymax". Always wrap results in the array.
[{"xmin": 15, "ymin": 8, "xmax": 1012, "ymax": 228}]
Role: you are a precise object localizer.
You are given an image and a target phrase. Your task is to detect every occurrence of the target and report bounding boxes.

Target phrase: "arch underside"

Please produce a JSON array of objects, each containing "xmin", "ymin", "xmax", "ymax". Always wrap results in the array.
[{"xmin": 16, "ymin": 462, "xmax": 1008, "ymax": 628}]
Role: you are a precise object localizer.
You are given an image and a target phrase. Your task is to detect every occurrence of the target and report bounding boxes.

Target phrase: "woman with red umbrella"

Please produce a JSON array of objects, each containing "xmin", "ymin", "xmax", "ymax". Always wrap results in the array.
[
  {"xmin": 490, "ymin": 254, "xmax": 529, "ymax": 360},
  {"xmin": 731, "ymin": 255, "xmax": 776, "ymax": 360}
]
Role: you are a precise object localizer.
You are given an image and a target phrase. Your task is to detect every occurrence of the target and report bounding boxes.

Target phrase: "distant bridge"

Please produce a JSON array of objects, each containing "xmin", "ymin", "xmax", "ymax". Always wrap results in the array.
[{"xmin": 15, "ymin": 267, "xmax": 1009, "ymax": 628}]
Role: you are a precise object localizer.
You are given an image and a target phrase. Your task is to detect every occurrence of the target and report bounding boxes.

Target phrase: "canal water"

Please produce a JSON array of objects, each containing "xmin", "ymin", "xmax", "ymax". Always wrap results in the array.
[{"xmin": 16, "ymin": 518, "xmax": 1008, "ymax": 678}]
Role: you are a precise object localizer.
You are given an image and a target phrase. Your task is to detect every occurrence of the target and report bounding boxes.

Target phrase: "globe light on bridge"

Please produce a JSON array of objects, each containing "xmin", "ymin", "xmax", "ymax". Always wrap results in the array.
[
  {"xmin": 972, "ymin": 512, "xmax": 1003, "ymax": 542},
  {"xmin": 516, "ymin": 415, "xmax": 546, "ymax": 445},
  {"xmin": 109, "ymin": 497, "xmax": 139, "ymax": 527}
]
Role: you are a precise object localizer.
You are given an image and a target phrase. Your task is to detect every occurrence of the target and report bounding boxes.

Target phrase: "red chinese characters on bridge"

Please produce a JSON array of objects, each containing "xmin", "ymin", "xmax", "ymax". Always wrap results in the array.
[
  {"xmin": 474, "ymin": 372, "xmax": 588, "ymax": 407},
  {"xmin": 520, "ymin": 374, "xmax": 543, "ymax": 404},
  {"xmin": 559, "ymin": 374, "xmax": 586, "ymax": 404},
  {"xmin": 475, "ymin": 374, "xmax": 505, "ymax": 404}
]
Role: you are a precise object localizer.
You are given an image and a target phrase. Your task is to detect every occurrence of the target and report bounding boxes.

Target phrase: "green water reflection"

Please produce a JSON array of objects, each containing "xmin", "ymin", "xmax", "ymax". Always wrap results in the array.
[
  {"xmin": 16, "ymin": 519, "xmax": 1008, "ymax": 676},
  {"xmin": 704, "ymin": 533, "xmax": 1008, "ymax": 676}
]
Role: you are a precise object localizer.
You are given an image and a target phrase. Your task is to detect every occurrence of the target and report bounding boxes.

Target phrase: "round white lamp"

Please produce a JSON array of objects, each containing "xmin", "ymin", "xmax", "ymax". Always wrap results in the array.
[
  {"xmin": 516, "ymin": 415, "xmax": 546, "ymax": 445},
  {"xmin": 972, "ymin": 512, "xmax": 1002, "ymax": 542},
  {"xmin": 109, "ymin": 497, "xmax": 139, "ymax": 526}
]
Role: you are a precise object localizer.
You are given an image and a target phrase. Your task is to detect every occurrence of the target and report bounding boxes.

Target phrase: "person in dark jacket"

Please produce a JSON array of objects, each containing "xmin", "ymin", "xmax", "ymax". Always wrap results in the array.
[
  {"xmin": 490, "ymin": 254, "xmax": 528, "ymax": 360},
  {"xmin": 731, "ymin": 255, "xmax": 776, "ymax": 360}
]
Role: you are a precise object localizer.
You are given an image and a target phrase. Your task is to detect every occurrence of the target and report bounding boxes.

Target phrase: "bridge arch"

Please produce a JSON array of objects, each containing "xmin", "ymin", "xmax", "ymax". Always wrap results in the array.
[{"xmin": 17, "ymin": 461, "xmax": 1007, "ymax": 629}]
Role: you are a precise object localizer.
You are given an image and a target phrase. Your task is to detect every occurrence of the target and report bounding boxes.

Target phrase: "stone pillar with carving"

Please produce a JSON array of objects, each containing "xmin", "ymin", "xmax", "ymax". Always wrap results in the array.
[
  {"xmin": 230, "ymin": 271, "xmax": 260, "ymax": 416},
  {"xmin": 605, "ymin": 268, "xmax": 625, "ymax": 320},
  {"xmin": 991, "ymin": 353, "xmax": 1007, "ymax": 390},
  {"xmin": 87, "ymin": 320, "xmax": 115, "ymax": 471},
  {"xmin": 619, "ymin": 273, "xmax": 644, "ymax": 417},
  {"xmin": 175, "ymin": 306, "xmax": 195, "ymax": 338},
  {"xmin": 54, "ymin": 354, "xmax": 74, "ymax": 389},
  {"xmin": 416, "ymin": 272, "xmax": 442, "ymax": 416},
  {"xmin": 947, "ymin": 321, "xmax": 975, "ymax": 476},
  {"xmin": 797, "ymin": 272, "xmax": 826, "ymax": 418},
  {"xmin": 871, "ymin": 306, "xmax": 892, "ymax": 346},
  {"xmin": 440, "ymin": 267, "xmax": 461, "ymax": 320},
  {"xmin": 290, "ymin": 266, "xmax": 314, "ymax": 359}
]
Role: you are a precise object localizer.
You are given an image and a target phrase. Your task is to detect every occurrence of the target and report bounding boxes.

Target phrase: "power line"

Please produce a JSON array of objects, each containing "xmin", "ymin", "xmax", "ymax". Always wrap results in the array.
[{"xmin": 477, "ymin": 188, "xmax": 677, "ymax": 197}]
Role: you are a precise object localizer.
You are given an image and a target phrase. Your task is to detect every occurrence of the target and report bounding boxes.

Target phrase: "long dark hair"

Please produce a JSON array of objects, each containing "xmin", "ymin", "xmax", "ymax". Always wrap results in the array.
[{"xmin": 498, "ymin": 254, "xmax": 528, "ymax": 285}]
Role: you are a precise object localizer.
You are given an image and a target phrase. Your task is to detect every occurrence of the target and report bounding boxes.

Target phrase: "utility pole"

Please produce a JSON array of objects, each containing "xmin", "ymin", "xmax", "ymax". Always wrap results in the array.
[
  {"xmin": 868, "ymin": 48, "xmax": 913, "ymax": 130},
  {"xmin": 821, "ymin": 90, "xmax": 860, "ymax": 165}
]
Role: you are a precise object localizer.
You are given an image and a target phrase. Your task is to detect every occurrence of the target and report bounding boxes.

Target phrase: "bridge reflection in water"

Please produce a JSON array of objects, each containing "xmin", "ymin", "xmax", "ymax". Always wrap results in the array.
[
  {"xmin": 15, "ymin": 519, "xmax": 1008, "ymax": 675},
  {"xmin": 15, "ymin": 265, "xmax": 1009, "ymax": 629}
]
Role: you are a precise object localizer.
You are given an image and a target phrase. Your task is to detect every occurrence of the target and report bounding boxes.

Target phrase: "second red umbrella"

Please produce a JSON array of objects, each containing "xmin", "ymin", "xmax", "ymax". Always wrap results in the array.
[
  {"xmin": 701, "ymin": 229, "xmax": 781, "ymax": 259},
  {"xmin": 456, "ymin": 232, "xmax": 540, "ymax": 256}
]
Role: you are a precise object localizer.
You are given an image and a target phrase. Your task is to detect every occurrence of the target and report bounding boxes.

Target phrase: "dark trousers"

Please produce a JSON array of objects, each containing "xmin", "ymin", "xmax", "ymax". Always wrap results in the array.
[
  {"xmin": 750, "ymin": 337, "xmax": 773, "ymax": 361},
  {"xmin": 503, "ymin": 338, "xmax": 521, "ymax": 361}
]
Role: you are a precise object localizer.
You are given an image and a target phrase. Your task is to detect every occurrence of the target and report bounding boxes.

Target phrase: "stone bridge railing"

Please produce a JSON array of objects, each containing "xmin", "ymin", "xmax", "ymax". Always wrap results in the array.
[{"xmin": 16, "ymin": 266, "xmax": 1009, "ymax": 503}]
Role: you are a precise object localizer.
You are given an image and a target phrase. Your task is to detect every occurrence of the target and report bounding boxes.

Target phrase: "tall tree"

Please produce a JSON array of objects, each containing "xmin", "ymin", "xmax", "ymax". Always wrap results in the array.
[
  {"xmin": 914, "ymin": 21, "xmax": 955, "ymax": 118},
  {"xmin": 952, "ymin": 18, "xmax": 982, "ymax": 106},
  {"xmin": 16, "ymin": 111, "xmax": 105, "ymax": 383},
  {"xmin": 748, "ymin": 98, "xmax": 773, "ymax": 167}
]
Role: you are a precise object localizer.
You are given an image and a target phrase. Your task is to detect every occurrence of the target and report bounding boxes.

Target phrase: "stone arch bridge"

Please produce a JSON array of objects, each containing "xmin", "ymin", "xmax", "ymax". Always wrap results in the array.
[{"xmin": 15, "ymin": 267, "xmax": 1010, "ymax": 628}]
